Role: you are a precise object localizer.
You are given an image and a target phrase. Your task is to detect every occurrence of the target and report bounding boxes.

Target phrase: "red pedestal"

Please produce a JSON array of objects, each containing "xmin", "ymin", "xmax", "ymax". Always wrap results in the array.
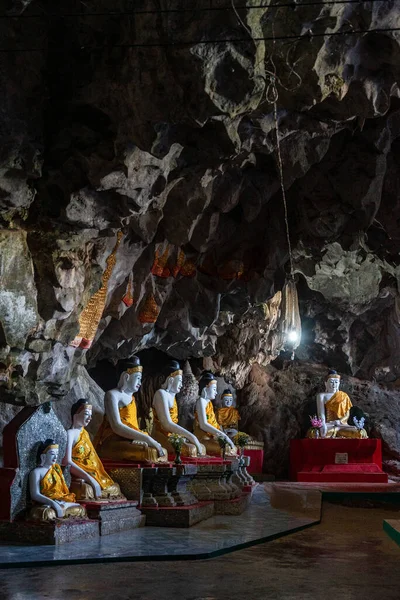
[
  {"xmin": 290, "ymin": 438, "xmax": 388, "ymax": 483},
  {"xmin": 244, "ymin": 449, "xmax": 264, "ymax": 474}
]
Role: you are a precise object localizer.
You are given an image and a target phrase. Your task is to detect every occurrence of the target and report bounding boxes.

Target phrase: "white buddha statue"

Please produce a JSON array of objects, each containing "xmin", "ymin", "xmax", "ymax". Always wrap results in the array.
[
  {"xmin": 194, "ymin": 372, "xmax": 236, "ymax": 456},
  {"xmin": 307, "ymin": 369, "xmax": 368, "ymax": 439},
  {"xmin": 29, "ymin": 439, "xmax": 86, "ymax": 521},
  {"xmin": 64, "ymin": 399, "xmax": 124, "ymax": 500},
  {"xmin": 94, "ymin": 357, "xmax": 167, "ymax": 463},
  {"xmin": 152, "ymin": 360, "xmax": 205, "ymax": 457},
  {"xmin": 216, "ymin": 389, "xmax": 240, "ymax": 440}
]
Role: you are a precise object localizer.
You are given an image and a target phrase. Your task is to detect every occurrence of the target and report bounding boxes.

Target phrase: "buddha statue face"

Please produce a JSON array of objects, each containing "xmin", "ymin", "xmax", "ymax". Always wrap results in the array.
[
  {"xmin": 40, "ymin": 447, "xmax": 59, "ymax": 468},
  {"xmin": 128, "ymin": 371, "xmax": 142, "ymax": 393},
  {"xmin": 73, "ymin": 406, "xmax": 92, "ymax": 428},
  {"xmin": 325, "ymin": 376, "xmax": 340, "ymax": 394},
  {"xmin": 206, "ymin": 382, "xmax": 217, "ymax": 401},
  {"xmin": 166, "ymin": 374, "xmax": 183, "ymax": 394},
  {"xmin": 222, "ymin": 394, "xmax": 233, "ymax": 407}
]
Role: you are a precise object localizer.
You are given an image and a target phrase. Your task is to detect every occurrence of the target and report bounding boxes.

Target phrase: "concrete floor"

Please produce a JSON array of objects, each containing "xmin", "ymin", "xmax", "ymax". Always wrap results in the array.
[{"xmin": 1, "ymin": 501, "xmax": 399, "ymax": 600}]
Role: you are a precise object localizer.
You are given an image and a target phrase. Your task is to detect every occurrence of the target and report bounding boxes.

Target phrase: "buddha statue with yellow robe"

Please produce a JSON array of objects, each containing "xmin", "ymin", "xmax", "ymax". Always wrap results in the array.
[
  {"xmin": 216, "ymin": 389, "xmax": 240, "ymax": 439},
  {"xmin": 307, "ymin": 370, "xmax": 368, "ymax": 439},
  {"xmin": 94, "ymin": 357, "xmax": 168, "ymax": 463},
  {"xmin": 64, "ymin": 399, "xmax": 124, "ymax": 501},
  {"xmin": 29, "ymin": 440, "xmax": 86, "ymax": 521},
  {"xmin": 152, "ymin": 360, "xmax": 205, "ymax": 457},
  {"xmin": 194, "ymin": 373, "xmax": 236, "ymax": 456}
]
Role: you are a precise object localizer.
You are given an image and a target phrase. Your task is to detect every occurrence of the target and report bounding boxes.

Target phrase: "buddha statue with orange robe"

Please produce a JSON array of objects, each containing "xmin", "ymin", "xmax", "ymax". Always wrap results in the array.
[
  {"xmin": 64, "ymin": 399, "xmax": 124, "ymax": 500},
  {"xmin": 152, "ymin": 360, "xmax": 205, "ymax": 457},
  {"xmin": 216, "ymin": 389, "xmax": 240, "ymax": 439},
  {"xmin": 307, "ymin": 370, "xmax": 368, "ymax": 439},
  {"xmin": 29, "ymin": 439, "xmax": 86, "ymax": 521},
  {"xmin": 194, "ymin": 373, "xmax": 236, "ymax": 456},
  {"xmin": 94, "ymin": 357, "xmax": 167, "ymax": 463}
]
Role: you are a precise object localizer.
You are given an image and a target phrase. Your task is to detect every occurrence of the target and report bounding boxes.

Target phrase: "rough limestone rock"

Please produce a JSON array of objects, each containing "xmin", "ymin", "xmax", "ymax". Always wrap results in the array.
[{"xmin": 1, "ymin": 1, "xmax": 400, "ymax": 470}]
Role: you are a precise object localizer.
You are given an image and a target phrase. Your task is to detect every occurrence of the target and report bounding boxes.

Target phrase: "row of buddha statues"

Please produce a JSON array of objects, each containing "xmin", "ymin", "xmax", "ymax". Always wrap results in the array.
[{"xmin": 28, "ymin": 359, "xmax": 244, "ymax": 520}]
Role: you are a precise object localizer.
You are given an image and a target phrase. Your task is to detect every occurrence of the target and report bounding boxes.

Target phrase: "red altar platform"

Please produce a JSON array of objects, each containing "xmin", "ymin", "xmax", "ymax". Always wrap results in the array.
[
  {"xmin": 244, "ymin": 449, "xmax": 264, "ymax": 474},
  {"xmin": 290, "ymin": 438, "xmax": 388, "ymax": 483}
]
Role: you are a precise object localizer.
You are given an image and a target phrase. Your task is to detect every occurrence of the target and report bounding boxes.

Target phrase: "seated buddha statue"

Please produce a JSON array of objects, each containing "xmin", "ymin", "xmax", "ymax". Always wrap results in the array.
[
  {"xmin": 64, "ymin": 398, "xmax": 124, "ymax": 501},
  {"xmin": 152, "ymin": 360, "xmax": 205, "ymax": 457},
  {"xmin": 307, "ymin": 370, "xmax": 368, "ymax": 439},
  {"xmin": 94, "ymin": 357, "xmax": 167, "ymax": 463},
  {"xmin": 29, "ymin": 439, "xmax": 86, "ymax": 521},
  {"xmin": 194, "ymin": 373, "xmax": 237, "ymax": 456},
  {"xmin": 216, "ymin": 389, "xmax": 240, "ymax": 440}
]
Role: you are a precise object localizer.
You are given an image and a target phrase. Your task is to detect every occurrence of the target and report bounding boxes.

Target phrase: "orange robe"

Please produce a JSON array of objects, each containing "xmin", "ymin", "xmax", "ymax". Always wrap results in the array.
[
  {"xmin": 194, "ymin": 400, "xmax": 223, "ymax": 456},
  {"xmin": 95, "ymin": 396, "xmax": 161, "ymax": 462},
  {"xmin": 216, "ymin": 406, "xmax": 240, "ymax": 429},
  {"xmin": 152, "ymin": 396, "xmax": 197, "ymax": 457},
  {"xmin": 40, "ymin": 464, "xmax": 76, "ymax": 502}
]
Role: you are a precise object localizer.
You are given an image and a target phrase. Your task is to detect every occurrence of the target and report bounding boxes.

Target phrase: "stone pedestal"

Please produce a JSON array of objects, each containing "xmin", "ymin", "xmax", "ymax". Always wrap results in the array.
[
  {"xmin": 214, "ymin": 492, "xmax": 252, "ymax": 515},
  {"xmin": 168, "ymin": 463, "xmax": 199, "ymax": 506},
  {"xmin": 104, "ymin": 462, "xmax": 143, "ymax": 503},
  {"xmin": 141, "ymin": 501, "xmax": 214, "ymax": 527},
  {"xmin": 82, "ymin": 500, "xmax": 145, "ymax": 535},
  {"xmin": 0, "ymin": 518, "xmax": 99, "ymax": 545}
]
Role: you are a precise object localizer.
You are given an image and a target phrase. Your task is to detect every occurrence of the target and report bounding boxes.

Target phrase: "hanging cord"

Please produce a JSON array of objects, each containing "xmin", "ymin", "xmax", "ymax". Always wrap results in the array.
[{"xmin": 266, "ymin": 68, "xmax": 295, "ymax": 280}]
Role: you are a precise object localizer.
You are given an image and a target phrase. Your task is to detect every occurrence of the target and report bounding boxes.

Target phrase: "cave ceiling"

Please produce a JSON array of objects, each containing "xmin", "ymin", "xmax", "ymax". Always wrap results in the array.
[{"xmin": 1, "ymin": 0, "xmax": 400, "ymax": 404}]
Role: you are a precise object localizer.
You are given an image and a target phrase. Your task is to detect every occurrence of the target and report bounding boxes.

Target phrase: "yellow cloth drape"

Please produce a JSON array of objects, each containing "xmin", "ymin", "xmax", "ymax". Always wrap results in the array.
[
  {"xmin": 152, "ymin": 396, "xmax": 179, "ymax": 438},
  {"xmin": 40, "ymin": 464, "xmax": 76, "ymax": 502},
  {"xmin": 195, "ymin": 401, "xmax": 220, "ymax": 430},
  {"xmin": 94, "ymin": 395, "xmax": 147, "ymax": 448},
  {"xmin": 72, "ymin": 428, "xmax": 115, "ymax": 489},
  {"xmin": 325, "ymin": 391, "xmax": 352, "ymax": 422},
  {"xmin": 152, "ymin": 396, "xmax": 198, "ymax": 457},
  {"xmin": 94, "ymin": 395, "xmax": 162, "ymax": 462},
  {"xmin": 216, "ymin": 406, "xmax": 240, "ymax": 429}
]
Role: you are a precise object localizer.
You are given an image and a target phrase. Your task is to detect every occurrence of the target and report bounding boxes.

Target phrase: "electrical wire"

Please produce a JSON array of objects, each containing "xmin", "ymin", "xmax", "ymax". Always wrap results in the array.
[
  {"xmin": 0, "ymin": 25, "xmax": 399, "ymax": 52},
  {"xmin": 0, "ymin": 0, "xmax": 393, "ymax": 19}
]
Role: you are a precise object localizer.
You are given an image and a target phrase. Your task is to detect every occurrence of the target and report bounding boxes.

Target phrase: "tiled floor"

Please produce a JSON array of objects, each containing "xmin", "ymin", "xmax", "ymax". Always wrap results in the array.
[
  {"xmin": 0, "ymin": 499, "xmax": 399, "ymax": 600},
  {"xmin": 0, "ymin": 487, "xmax": 318, "ymax": 567}
]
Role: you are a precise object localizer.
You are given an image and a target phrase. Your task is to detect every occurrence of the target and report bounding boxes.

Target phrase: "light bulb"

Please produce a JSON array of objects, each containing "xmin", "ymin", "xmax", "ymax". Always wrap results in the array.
[{"xmin": 287, "ymin": 330, "xmax": 298, "ymax": 343}]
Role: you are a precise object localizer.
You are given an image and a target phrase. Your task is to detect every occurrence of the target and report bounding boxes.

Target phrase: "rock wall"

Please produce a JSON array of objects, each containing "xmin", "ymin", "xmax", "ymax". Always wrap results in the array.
[{"xmin": 1, "ymin": 1, "xmax": 400, "ymax": 470}]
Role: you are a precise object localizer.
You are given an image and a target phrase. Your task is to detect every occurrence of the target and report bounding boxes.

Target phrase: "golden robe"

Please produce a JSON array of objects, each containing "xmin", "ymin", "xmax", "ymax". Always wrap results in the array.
[
  {"xmin": 95, "ymin": 396, "xmax": 163, "ymax": 462},
  {"xmin": 216, "ymin": 406, "xmax": 240, "ymax": 429},
  {"xmin": 72, "ymin": 428, "xmax": 122, "ymax": 498},
  {"xmin": 307, "ymin": 391, "xmax": 368, "ymax": 439},
  {"xmin": 152, "ymin": 396, "xmax": 198, "ymax": 457},
  {"xmin": 40, "ymin": 464, "xmax": 76, "ymax": 502},
  {"xmin": 193, "ymin": 400, "xmax": 223, "ymax": 456}
]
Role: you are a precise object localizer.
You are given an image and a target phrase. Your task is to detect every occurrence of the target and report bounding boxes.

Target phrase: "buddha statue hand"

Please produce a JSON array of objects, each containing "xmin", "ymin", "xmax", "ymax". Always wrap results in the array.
[
  {"xmin": 155, "ymin": 443, "xmax": 167, "ymax": 458},
  {"xmin": 131, "ymin": 440, "xmax": 149, "ymax": 447},
  {"xmin": 51, "ymin": 500, "xmax": 66, "ymax": 519}
]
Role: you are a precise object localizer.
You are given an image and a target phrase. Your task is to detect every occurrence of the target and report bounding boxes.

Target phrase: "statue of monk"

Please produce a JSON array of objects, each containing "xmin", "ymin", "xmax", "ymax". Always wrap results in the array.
[
  {"xmin": 64, "ymin": 399, "xmax": 124, "ymax": 501},
  {"xmin": 29, "ymin": 439, "xmax": 86, "ymax": 521},
  {"xmin": 194, "ymin": 373, "xmax": 237, "ymax": 456},
  {"xmin": 216, "ymin": 389, "xmax": 240, "ymax": 440},
  {"xmin": 307, "ymin": 370, "xmax": 368, "ymax": 439},
  {"xmin": 152, "ymin": 360, "xmax": 205, "ymax": 457},
  {"xmin": 94, "ymin": 357, "xmax": 167, "ymax": 463}
]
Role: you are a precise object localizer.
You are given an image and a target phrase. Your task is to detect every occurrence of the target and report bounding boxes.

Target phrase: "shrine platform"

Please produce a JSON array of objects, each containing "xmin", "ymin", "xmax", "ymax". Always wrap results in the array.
[
  {"xmin": 0, "ymin": 487, "xmax": 318, "ymax": 568},
  {"xmin": 290, "ymin": 439, "xmax": 388, "ymax": 483}
]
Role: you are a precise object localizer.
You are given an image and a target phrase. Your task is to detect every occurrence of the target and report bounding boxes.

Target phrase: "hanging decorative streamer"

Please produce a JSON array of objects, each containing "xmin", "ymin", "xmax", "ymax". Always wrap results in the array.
[
  {"xmin": 122, "ymin": 271, "xmax": 135, "ymax": 307},
  {"xmin": 70, "ymin": 231, "xmax": 123, "ymax": 350}
]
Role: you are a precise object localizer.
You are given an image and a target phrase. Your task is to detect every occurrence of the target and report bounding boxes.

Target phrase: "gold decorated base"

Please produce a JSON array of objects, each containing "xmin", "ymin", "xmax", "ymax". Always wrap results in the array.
[{"xmin": 28, "ymin": 504, "xmax": 87, "ymax": 522}]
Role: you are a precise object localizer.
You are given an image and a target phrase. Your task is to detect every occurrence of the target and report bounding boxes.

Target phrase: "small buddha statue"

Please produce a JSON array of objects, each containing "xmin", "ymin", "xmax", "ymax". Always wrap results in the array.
[
  {"xmin": 29, "ymin": 439, "xmax": 86, "ymax": 521},
  {"xmin": 307, "ymin": 370, "xmax": 368, "ymax": 439},
  {"xmin": 94, "ymin": 357, "xmax": 167, "ymax": 463},
  {"xmin": 194, "ymin": 373, "xmax": 236, "ymax": 456},
  {"xmin": 64, "ymin": 399, "xmax": 124, "ymax": 501},
  {"xmin": 152, "ymin": 360, "xmax": 205, "ymax": 457},
  {"xmin": 216, "ymin": 389, "xmax": 240, "ymax": 440}
]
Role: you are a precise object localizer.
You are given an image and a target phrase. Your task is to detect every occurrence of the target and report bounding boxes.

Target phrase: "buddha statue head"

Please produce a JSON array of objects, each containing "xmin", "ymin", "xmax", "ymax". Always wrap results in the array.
[
  {"xmin": 199, "ymin": 371, "xmax": 218, "ymax": 401},
  {"xmin": 117, "ymin": 356, "xmax": 143, "ymax": 394},
  {"xmin": 221, "ymin": 389, "xmax": 234, "ymax": 407},
  {"xmin": 38, "ymin": 439, "xmax": 59, "ymax": 468},
  {"xmin": 162, "ymin": 360, "xmax": 183, "ymax": 394},
  {"xmin": 71, "ymin": 398, "xmax": 93, "ymax": 429},
  {"xmin": 325, "ymin": 370, "xmax": 341, "ymax": 394}
]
